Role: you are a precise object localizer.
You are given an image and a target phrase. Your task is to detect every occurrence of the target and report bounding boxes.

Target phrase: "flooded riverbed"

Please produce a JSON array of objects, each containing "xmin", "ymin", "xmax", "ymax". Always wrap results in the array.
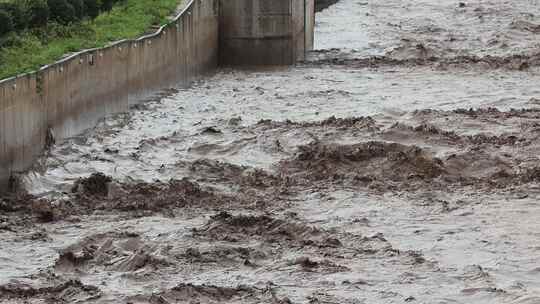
[{"xmin": 2, "ymin": 0, "xmax": 540, "ymax": 303}]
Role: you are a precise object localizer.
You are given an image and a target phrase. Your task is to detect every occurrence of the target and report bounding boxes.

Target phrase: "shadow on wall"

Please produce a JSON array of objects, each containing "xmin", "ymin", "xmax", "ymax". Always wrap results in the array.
[{"xmin": 315, "ymin": 0, "xmax": 339, "ymax": 12}]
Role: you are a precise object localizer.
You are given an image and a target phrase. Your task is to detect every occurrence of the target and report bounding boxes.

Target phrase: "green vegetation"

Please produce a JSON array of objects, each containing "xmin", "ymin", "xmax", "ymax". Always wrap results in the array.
[
  {"xmin": 0, "ymin": 0, "xmax": 180, "ymax": 79},
  {"xmin": 0, "ymin": 10, "xmax": 14, "ymax": 36}
]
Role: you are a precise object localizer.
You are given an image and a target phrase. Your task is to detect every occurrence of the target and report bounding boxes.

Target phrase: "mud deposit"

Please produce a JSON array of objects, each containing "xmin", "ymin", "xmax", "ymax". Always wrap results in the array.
[{"xmin": 3, "ymin": 0, "xmax": 540, "ymax": 303}]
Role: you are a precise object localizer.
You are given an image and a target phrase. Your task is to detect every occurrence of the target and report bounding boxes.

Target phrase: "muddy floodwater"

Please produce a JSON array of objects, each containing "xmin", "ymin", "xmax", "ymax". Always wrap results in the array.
[{"xmin": 2, "ymin": 0, "xmax": 540, "ymax": 303}]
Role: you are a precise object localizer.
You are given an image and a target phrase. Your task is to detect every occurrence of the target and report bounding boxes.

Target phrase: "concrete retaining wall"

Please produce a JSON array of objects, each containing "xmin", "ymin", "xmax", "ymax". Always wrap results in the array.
[
  {"xmin": 219, "ymin": 0, "xmax": 314, "ymax": 66},
  {"xmin": 0, "ymin": 0, "xmax": 314, "ymax": 191}
]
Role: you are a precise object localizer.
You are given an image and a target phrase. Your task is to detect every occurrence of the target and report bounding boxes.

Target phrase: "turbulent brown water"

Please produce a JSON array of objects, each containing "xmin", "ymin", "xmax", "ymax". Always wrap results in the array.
[{"xmin": 2, "ymin": 0, "xmax": 540, "ymax": 303}]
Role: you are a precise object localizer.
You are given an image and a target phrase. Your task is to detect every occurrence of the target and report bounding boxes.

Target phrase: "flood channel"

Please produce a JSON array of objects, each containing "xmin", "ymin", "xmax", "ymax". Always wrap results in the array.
[{"xmin": 2, "ymin": 1, "xmax": 540, "ymax": 303}]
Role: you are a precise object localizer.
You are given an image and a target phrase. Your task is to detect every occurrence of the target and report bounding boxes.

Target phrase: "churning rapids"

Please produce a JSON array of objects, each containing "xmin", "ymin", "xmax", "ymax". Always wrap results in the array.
[{"xmin": 2, "ymin": 0, "xmax": 540, "ymax": 303}]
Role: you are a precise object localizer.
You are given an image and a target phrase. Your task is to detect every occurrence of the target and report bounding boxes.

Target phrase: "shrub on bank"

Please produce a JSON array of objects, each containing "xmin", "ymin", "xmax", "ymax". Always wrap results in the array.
[
  {"xmin": 0, "ymin": 1, "xmax": 26, "ymax": 30},
  {"xmin": 69, "ymin": 0, "xmax": 86, "ymax": 20},
  {"xmin": 84, "ymin": 0, "xmax": 101, "ymax": 19},
  {"xmin": 0, "ymin": 0, "xmax": 126, "ymax": 37},
  {"xmin": 101, "ymin": 0, "xmax": 114, "ymax": 12},
  {"xmin": 47, "ymin": 0, "xmax": 77, "ymax": 24},
  {"xmin": 26, "ymin": 0, "xmax": 51, "ymax": 28},
  {"xmin": 0, "ymin": 9, "xmax": 14, "ymax": 36}
]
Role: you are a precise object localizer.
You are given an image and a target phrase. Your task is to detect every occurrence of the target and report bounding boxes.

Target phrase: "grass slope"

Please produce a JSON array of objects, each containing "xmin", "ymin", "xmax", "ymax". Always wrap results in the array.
[{"xmin": 0, "ymin": 0, "xmax": 180, "ymax": 80}]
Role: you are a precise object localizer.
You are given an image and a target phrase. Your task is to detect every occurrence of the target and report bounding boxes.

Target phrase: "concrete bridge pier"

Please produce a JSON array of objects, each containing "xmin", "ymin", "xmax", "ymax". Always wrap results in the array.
[{"xmin": 219, "ymin": 0, "xmax": 315, "ymax": 66}]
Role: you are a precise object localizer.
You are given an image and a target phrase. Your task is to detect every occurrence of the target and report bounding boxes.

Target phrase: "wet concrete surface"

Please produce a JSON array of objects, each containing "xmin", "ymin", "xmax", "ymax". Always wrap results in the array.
[{"xmin": 2, "ymin": 0, "xmax": 540, "ymax": 303}]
